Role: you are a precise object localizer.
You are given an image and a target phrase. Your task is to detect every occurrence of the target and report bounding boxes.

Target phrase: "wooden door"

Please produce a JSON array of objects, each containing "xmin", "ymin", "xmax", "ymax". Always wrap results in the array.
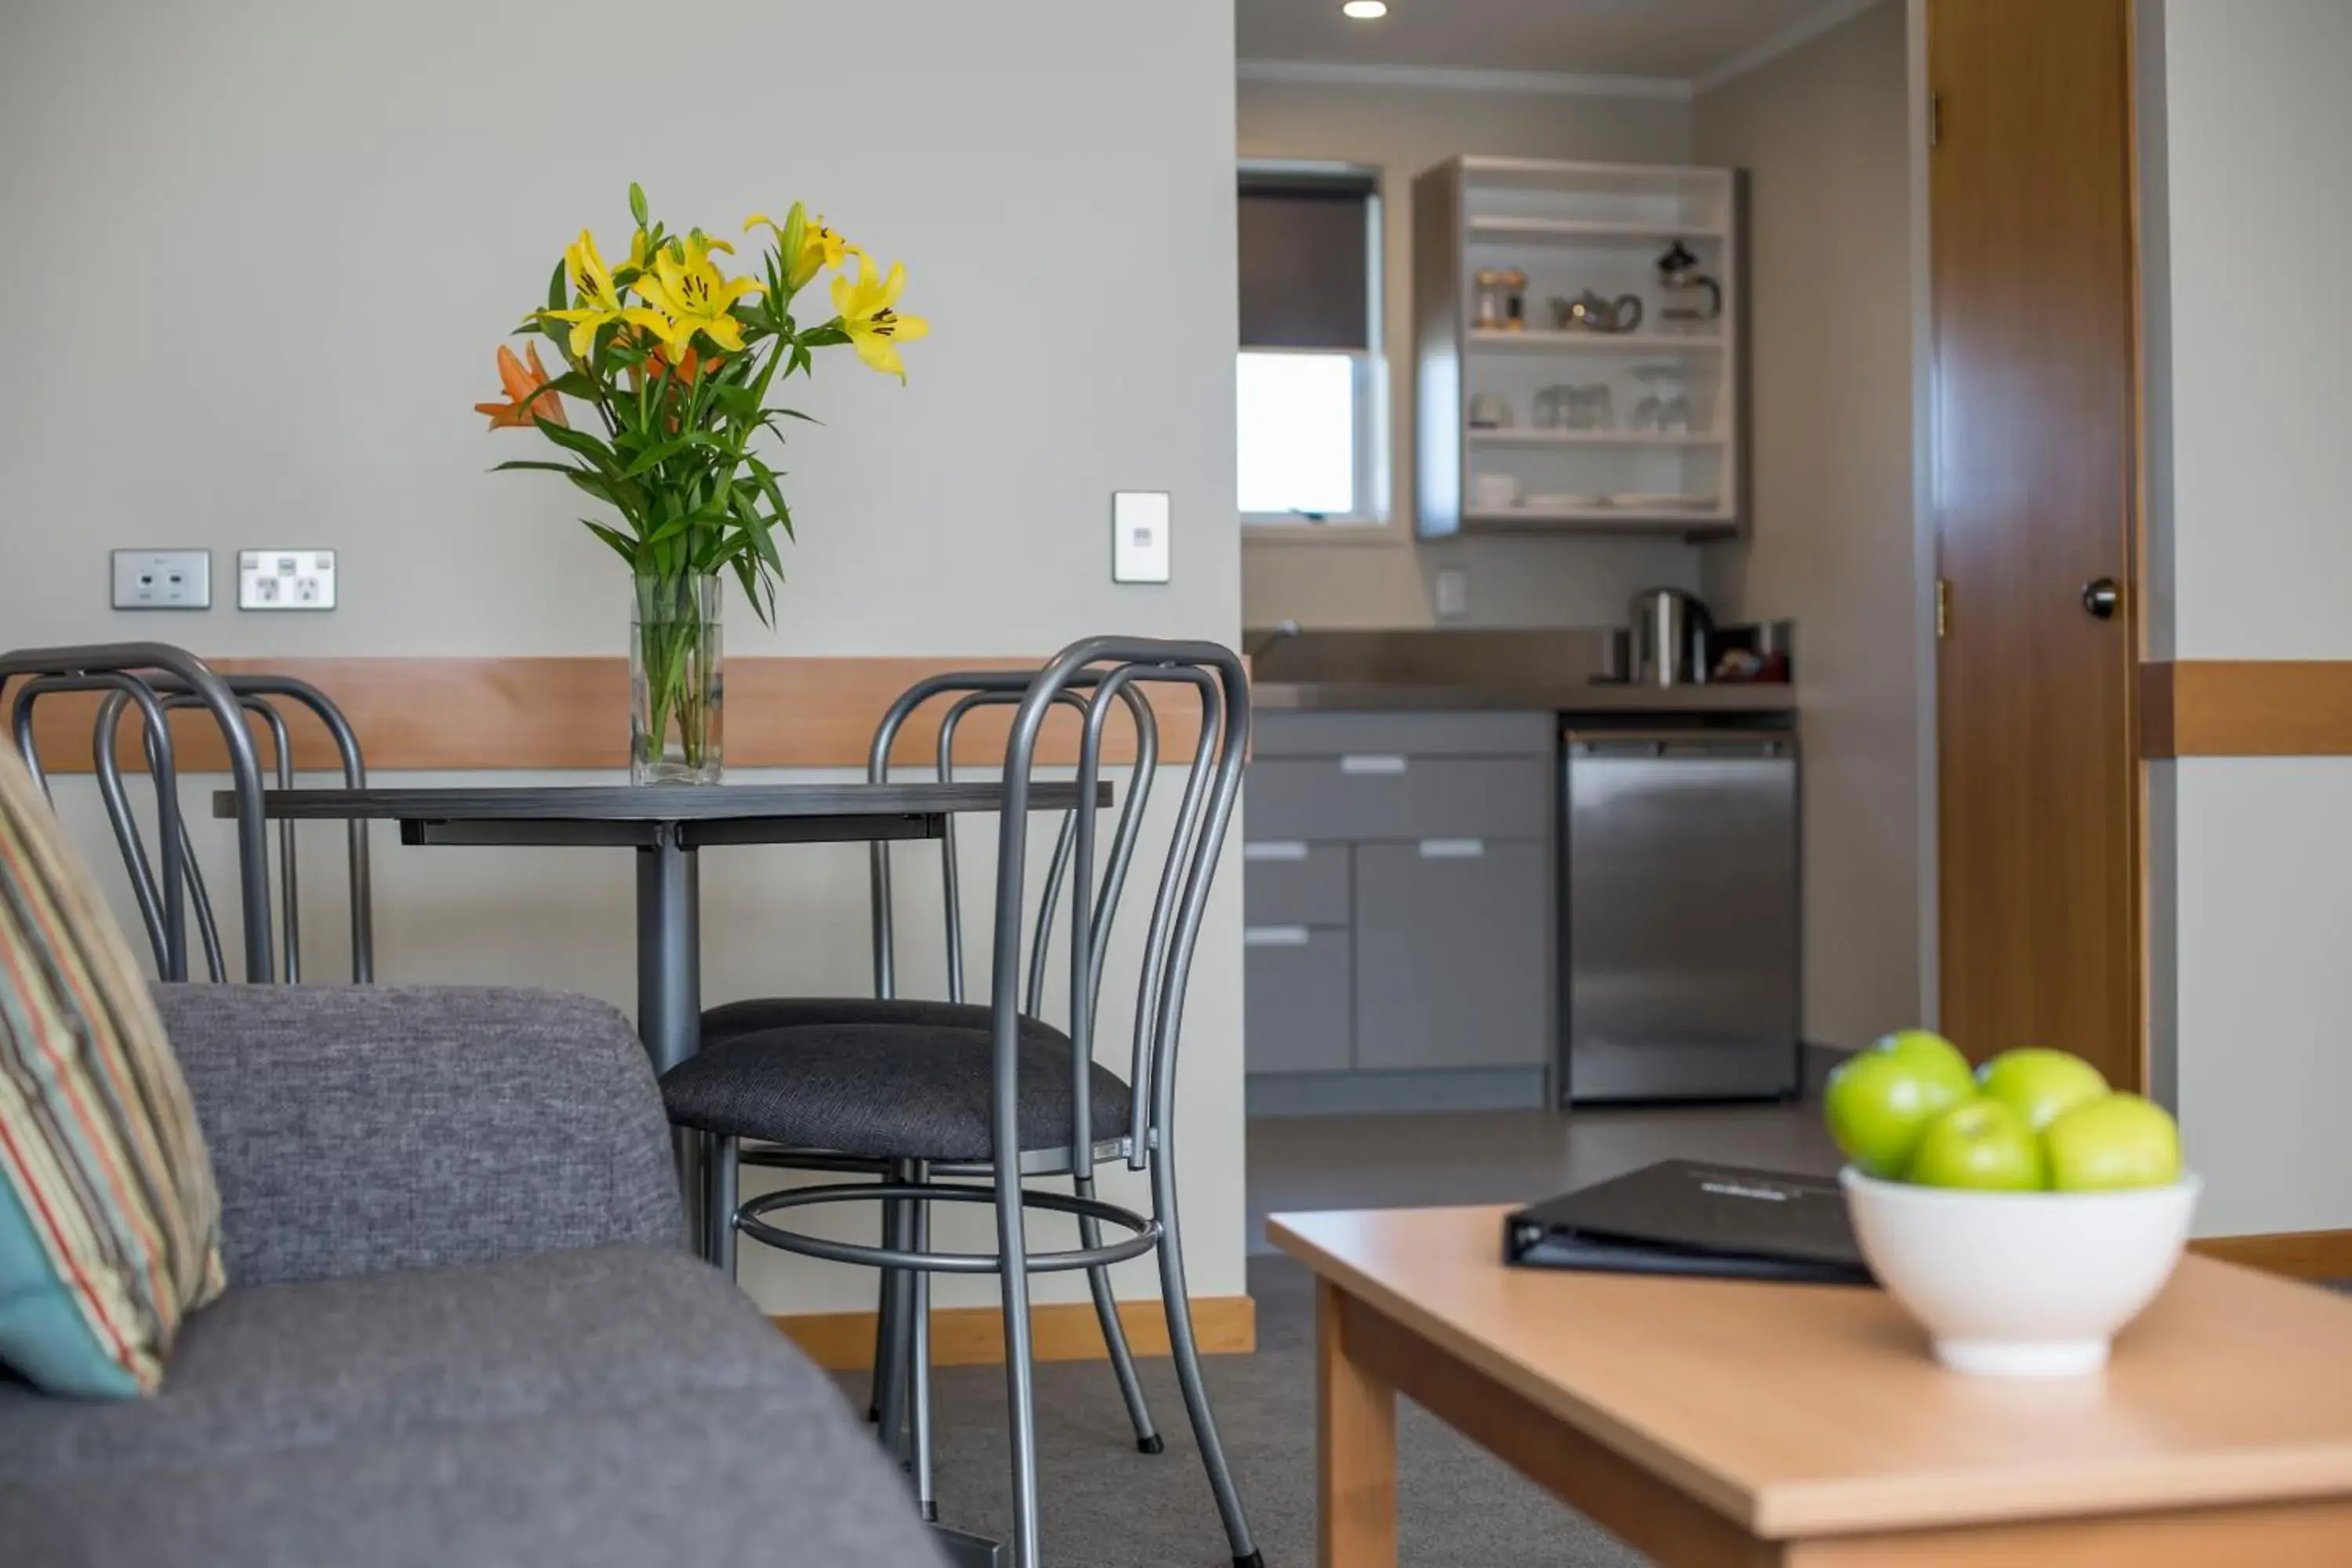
[{"xmin": 1930, "ymin": 0, "xmax": 2142, "ymax": 1086}]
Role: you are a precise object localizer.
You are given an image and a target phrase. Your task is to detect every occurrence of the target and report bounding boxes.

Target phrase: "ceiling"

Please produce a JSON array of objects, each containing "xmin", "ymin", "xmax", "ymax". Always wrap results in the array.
[{"xmin": 1236, "ymin": 0, "xmax": 1862, "ymax": 83}]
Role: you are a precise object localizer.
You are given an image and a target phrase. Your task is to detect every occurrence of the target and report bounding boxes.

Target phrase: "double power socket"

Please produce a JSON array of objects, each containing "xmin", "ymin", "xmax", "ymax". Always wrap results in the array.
[{"xmin": 111, "ymin": 549, "xmax": 337, "ymax": 612}]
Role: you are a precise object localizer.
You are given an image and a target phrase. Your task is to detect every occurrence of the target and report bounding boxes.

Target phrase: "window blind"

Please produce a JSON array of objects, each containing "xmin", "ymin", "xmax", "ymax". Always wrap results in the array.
[{"xmin": 1237, "ymin": 172, "xmax": 1375, "ymax": 352}]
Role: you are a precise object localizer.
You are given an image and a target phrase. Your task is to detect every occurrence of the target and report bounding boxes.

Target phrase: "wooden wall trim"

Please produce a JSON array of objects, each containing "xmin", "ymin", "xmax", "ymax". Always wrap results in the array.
[
  {"xmin": 6, "ymin": 656, "xmax": 1210, "ymax": 775},
  {"xmin": 2140, "ymin": 661, "xmax": 2352, "ymax": 757},
  {"xmin": 771, "ymin": 1294, "xmax": 1256, "ymax": 1370},
  {"xmin": 2189, "ymin": 1230, "xmax": 2352, "ymax": 1282}
]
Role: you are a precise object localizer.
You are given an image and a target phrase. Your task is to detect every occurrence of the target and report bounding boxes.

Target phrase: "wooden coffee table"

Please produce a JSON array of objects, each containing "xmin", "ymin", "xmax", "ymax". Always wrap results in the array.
[{"xmin": 1271, "ymin": 1205, "xmax": 2352, "ymax": 1566}]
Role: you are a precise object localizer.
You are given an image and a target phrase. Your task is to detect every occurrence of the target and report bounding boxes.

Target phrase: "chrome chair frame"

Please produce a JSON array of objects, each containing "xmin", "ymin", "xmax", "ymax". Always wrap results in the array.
[{"xmin": 2, "ymin": 644, "xmax": 372, "ymax": 983}]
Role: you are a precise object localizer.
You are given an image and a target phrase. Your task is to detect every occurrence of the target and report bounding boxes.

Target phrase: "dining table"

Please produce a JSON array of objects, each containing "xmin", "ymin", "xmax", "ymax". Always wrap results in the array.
[{"xmin": 212, "ymin": 781, "xmax": 1100, "ymax": 1240}]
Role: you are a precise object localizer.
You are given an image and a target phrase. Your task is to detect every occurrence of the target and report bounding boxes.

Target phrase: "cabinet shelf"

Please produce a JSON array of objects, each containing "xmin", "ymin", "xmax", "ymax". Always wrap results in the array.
[
  {"xmin": 1468, "ymin": 216, "xmax": 1726, "ymax": 248},
  {"xmin": 1468, "ymin": 429, "xmax": 1725, "ymax": 448},
  {"xmin": 1466, "ymin": 507, "xmax": 1737, "ymax": 537},
  {"xmin": 1468, "ymin": 328, "xmax": 1726, "ymax": 355}
]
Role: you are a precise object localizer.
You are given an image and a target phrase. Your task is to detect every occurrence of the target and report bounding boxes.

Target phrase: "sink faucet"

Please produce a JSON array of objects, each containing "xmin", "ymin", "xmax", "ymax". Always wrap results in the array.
[{"xmin": 1244, "ymin": 619, "xmax": 1301, "ymax": 660}]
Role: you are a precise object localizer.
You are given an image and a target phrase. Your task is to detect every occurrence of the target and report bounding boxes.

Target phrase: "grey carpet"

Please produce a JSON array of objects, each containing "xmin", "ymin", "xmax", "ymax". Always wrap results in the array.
[{"xmin": 840, "ymin": 1254, "xmax": 1651, "ymax": 1568}]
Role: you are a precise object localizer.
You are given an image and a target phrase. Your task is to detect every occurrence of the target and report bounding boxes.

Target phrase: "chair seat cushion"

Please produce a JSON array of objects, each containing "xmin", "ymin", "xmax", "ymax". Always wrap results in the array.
[
  {"xmin": 702, "ymin": 995, "xmax": 1065, "ymax": 1052},
  {"xmin": 662, "ymin": 1020, "xmax": 1133, "ymax": 1161}
]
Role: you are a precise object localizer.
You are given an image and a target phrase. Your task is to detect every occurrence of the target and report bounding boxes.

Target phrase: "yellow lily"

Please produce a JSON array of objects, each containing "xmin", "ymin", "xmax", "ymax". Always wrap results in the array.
[
  {"xmin": 538, "ymin": 230, "xmax": 669, "ymax": 359},
  {"xmin": 831, "ymin": 252, "xmax": 929, "ymax": 380},
  {"xmin": 746, "ymin": 203, "xmax": 851, "ymax": 291},
  {"xmin": 633, "ymin": 235, "xmax": 763, "ymax": 358}
]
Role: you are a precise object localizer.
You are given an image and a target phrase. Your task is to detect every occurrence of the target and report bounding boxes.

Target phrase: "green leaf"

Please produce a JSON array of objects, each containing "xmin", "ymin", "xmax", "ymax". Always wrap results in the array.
[
  {"xmin": 490, "ymin": 459, "xmax": 591, "ymax": 477},
  {"xmin": 628, "ymin": 182, "xmax": 649, "ymax": 228},
  {"xmin": 584, "ymin": 521, "xmax": 640, "ymax": 564},
  {"xmin": 533, "ymin": 417, "xmax": 625, "ymax": 475},
  {"xmin": 546, "ymin": 260, "xmax": 568, "ymax": 314}
]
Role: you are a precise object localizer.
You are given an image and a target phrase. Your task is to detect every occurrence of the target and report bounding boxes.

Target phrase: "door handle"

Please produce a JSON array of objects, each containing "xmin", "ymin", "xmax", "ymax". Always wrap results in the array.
[
  {"xmin": 2082, "ymin": 577, "xmax": 2121, "ymax": 620},
  {"xmin": 1243, "ymin": 925, "xmax": 1312, "ymax": 948}
]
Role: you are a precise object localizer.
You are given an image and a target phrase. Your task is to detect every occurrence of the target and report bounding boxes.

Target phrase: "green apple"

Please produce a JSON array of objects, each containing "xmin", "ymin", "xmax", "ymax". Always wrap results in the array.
[
  {"xmin": 1975, "ymin": 1048, "xmax": 2109, "ymax": 1132},
  {"xmin": 1906, "ymin": 1099, "xmax": 2047, "ymax": 1190},
  {"xmin": 2043, "ymin": 1093, "xmax": 2182, "ymax": 1191},
  {"xmin": 1824, "ymin": 1029, "xmax": 1978, "ymax": 1178}
]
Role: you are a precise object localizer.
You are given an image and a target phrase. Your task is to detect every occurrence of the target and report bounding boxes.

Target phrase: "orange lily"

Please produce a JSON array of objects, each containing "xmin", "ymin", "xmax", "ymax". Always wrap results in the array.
[{"xmin": 475, "ymin": 343, "xmax": 568, "ymax": 429}]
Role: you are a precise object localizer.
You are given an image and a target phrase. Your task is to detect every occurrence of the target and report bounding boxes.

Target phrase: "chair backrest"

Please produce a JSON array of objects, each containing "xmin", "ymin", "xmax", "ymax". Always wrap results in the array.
[
  {"xmin": 864, "ymin": 669, "xmax": 1158, "ymax": 1027},
  {"xmin": 1, "ymin": 643, "xmax": 372, "ymax": 984},
  {"xmin": 990, "ymin": 638, "xmax": 1248, "ymax": 1179}
]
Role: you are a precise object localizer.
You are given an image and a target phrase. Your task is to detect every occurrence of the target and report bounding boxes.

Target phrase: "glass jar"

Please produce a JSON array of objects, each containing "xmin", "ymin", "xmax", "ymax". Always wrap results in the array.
[{"xmin": 1472, "ymin": 269, "xmax": 1527, "ymax": 332}]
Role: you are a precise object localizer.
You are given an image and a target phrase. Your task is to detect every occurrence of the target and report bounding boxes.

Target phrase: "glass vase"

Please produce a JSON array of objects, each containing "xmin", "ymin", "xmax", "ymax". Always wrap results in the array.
[{"xmin": 630, "ymin": 574, "xmax": 724, "ymax": 785}]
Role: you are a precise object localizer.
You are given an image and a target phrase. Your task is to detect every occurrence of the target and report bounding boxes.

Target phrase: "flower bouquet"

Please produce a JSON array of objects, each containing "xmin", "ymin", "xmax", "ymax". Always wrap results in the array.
[{"xmin": 479, "ymin": 184, "xmax": 925, "ymax": 782}]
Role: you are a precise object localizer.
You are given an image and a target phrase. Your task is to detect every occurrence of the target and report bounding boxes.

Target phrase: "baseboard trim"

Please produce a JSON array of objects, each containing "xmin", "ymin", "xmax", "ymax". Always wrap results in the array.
[
  {"xmin": 2189, "ymin": 1230, "xmax": 2352, "ymax": 1281},
  {"xmin": 771, "ymin": 1294, "xmax": 1257, "ymax": 1371}
]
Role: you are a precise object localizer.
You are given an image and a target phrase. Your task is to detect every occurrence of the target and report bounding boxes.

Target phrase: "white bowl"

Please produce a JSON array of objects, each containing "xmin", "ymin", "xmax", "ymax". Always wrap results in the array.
[{"xmin": 1841, "ymin": 1167, "xmax": 2201, "ymax": 1378}]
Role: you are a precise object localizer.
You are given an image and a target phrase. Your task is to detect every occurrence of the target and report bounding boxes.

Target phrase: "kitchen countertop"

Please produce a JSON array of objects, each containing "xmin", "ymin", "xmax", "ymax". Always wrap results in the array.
[{"xmin": 1252, "ymin": 681, "xmax": 1796, "ymax": 714}]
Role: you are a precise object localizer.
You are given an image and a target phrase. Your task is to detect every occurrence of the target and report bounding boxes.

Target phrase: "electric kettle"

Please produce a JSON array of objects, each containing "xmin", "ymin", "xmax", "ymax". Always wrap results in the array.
[{"xmin": 1629, "ymin": 588, "xmax": 1715, "ymax": 686}]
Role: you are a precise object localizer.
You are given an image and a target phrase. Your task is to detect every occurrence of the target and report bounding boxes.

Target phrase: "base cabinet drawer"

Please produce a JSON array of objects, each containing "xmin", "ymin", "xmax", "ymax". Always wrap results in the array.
[
  {"xmin": 1247, "ymin": 757, "xmax": 1550, "ymax": 843},
  {"xmin": 1243, "ymin": 926, "xmax": 1352, "ymax": 1075},
  {"xmin": 1352, "ymin": 840, "xmax": 1548, "ymax": 1070},
  {"xmin": 1243, "ymin": 842, "xmax": 1350, "ymax": 925}
]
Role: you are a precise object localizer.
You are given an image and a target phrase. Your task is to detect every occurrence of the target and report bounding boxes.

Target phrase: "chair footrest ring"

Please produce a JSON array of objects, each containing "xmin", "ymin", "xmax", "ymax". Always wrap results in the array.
[{"xmin": 735, "ymin": 1180, "xmax": 1162, "ymax": 1275}]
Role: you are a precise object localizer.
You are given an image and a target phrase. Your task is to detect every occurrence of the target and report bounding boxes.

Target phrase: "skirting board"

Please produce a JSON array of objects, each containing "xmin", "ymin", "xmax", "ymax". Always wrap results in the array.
[
  {"xmin": 2189, "ymin": 1231, "xmax": 2352, "ymax": 1282},
  {"xmin": 772, "ymin": 1294, "xmax": 1257, "ymax": 1371}
]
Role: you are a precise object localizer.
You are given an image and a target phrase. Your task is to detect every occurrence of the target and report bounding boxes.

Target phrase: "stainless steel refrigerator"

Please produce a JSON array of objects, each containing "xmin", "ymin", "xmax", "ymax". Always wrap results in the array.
[{"xmin": 1561, "ymin": 731, "xmax": 1801, "ymax": 1103}]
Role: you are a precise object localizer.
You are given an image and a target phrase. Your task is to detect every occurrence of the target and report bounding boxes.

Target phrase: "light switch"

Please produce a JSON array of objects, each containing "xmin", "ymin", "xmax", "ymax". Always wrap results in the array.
[
  {"xmin": 1435, "ymin": 566, "xmax": 1470, "ymax": 622},
  {"xmin": 111, "ymin": 550, "xmax": 211, "ymax": 610},
  {"xmin": 239, "ymin": 549, "xmax": 337, "ymax": 611},
  {"xmin": 1111, "ymin": 492, "xmax": 1171, "ymax": 584}
]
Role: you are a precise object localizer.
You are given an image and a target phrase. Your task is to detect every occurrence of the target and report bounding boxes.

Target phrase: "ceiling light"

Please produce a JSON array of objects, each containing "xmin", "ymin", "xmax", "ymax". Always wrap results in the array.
[{"xmin": 1341, "ymin": 1, "xmax": 1388, "ymax": 18}]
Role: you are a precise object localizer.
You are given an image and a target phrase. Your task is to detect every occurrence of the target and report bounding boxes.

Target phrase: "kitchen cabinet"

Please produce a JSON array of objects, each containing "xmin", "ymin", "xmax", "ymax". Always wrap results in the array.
[
  {"xmin": 1413, "ymin": 156, "xmax": 1745, "ymax": 541},
  {"xmin": 1352, "ymin": 839, "xmax": 1549, "ymax": 1070},
  {"xmin": 1243, "ymin": 710, "xmax": 1553, "ymax": 1107}
]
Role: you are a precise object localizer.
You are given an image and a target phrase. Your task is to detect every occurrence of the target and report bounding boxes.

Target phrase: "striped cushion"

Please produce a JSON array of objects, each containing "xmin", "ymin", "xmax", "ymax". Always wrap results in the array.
[{"xmin": 0, "ymin": 744, "xmax": 224, "ymax": 1397}]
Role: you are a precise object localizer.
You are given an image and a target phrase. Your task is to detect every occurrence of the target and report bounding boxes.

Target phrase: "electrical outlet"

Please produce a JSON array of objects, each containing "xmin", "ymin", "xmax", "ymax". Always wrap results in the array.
[
  {"xmin": 111, "ymin": 550, "xmax": 212, "ymax": 610},
  {"xmin": 239, "ymin": 549, "xmax": 337, "ymax": 612},
  {"xmin": 1111, "ymin": 492, "xmax": 1171, "ymax": 584}
]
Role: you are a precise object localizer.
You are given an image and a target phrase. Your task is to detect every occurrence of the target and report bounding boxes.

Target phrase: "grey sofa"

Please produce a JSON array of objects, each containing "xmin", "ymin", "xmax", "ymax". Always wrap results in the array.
[{"xmin": 0, "ymin": 984, "xmax": 946, "ymax": 1568}]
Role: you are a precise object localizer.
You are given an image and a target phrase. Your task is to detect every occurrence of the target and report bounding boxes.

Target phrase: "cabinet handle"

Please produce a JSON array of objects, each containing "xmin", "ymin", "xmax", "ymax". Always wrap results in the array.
[
  {"xmin": 1243, "ymin": 840, "xmax": 1310, "ymax": 862},
  {"xmin": 1243, "ymin": 924, "xmax": 1312, "ymax": 948},
  {"xmin": 1418, "ymin": 838, "xmax": 1486, "ymax": 859},
  {"xmin": 1339, "ymin": 753, "xmax": 1408, "ymax": 776}
]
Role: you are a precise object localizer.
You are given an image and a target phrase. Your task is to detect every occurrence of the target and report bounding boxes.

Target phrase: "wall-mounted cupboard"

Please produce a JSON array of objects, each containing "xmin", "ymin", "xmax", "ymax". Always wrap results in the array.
[{"xmin": 1414, "ymin": 156, "xmax": 1744, "ymax": 540}]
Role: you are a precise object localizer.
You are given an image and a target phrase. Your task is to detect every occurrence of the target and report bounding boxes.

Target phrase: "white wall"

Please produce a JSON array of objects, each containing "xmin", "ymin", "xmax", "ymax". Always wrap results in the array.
[
  {"xmin": 1694, "ymin": 0, "xmax": 1921, "ymax": 1051},
  {"xmin": 1236, "ymin": 76, "xmax": 1704, "ymax": 629},
  {"xmin": 0, "ymin": 0, "xmax": 1249, "ymax": 1310},
  {"xmin": 2137, "ymin": 0, "xmax": 2352, "ymax": 1235}
]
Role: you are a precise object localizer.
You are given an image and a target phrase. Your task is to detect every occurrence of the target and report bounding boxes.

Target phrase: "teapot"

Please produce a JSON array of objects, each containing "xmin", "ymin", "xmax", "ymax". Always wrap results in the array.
[{"xmin": 1550, "ymin": 289, "xmax": 1644, "ymax": 334}]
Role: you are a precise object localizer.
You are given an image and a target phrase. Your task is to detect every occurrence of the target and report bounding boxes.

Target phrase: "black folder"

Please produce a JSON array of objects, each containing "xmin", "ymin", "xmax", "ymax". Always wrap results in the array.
[{"xmin": 1504, "ymin": 1160, "xmax": 1875, "ymax": 1286}]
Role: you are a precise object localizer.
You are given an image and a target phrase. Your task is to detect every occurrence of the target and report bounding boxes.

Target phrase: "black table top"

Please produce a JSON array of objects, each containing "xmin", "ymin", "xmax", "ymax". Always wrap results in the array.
[{"xmin": 211, "ymin": 782, "xmax": 1102, "ymax": 850}]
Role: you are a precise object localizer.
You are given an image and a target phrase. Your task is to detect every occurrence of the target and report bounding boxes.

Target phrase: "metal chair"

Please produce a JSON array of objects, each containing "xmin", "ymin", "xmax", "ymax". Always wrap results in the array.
[
  {"xmin": 661, "ymin": 637, "xmax": 1261, "ymax": 1568},
  {"xmin": 2, "ymin": 642, "xmax": 373, "ymax": 983},
  {"xmin": 689, "ymin": 666, "xmax": 1167, "ymax": 1458}
]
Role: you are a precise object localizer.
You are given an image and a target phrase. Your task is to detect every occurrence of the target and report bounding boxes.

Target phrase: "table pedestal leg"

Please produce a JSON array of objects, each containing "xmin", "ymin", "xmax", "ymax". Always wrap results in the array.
[
  {"xmin": 635, "ymin": 833, "xmax": 703, "ymax": 1241},
  {"xmin": 1319, "ymin": 1278, "xmax": 1398, "ymax": 1568}
]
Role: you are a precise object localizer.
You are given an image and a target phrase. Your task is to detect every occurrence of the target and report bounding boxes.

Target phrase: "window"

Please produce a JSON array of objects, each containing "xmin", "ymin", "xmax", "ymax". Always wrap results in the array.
[{"xmin": 1236, "ymin": 164, "xmax": 1385, "ymax": 526}]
